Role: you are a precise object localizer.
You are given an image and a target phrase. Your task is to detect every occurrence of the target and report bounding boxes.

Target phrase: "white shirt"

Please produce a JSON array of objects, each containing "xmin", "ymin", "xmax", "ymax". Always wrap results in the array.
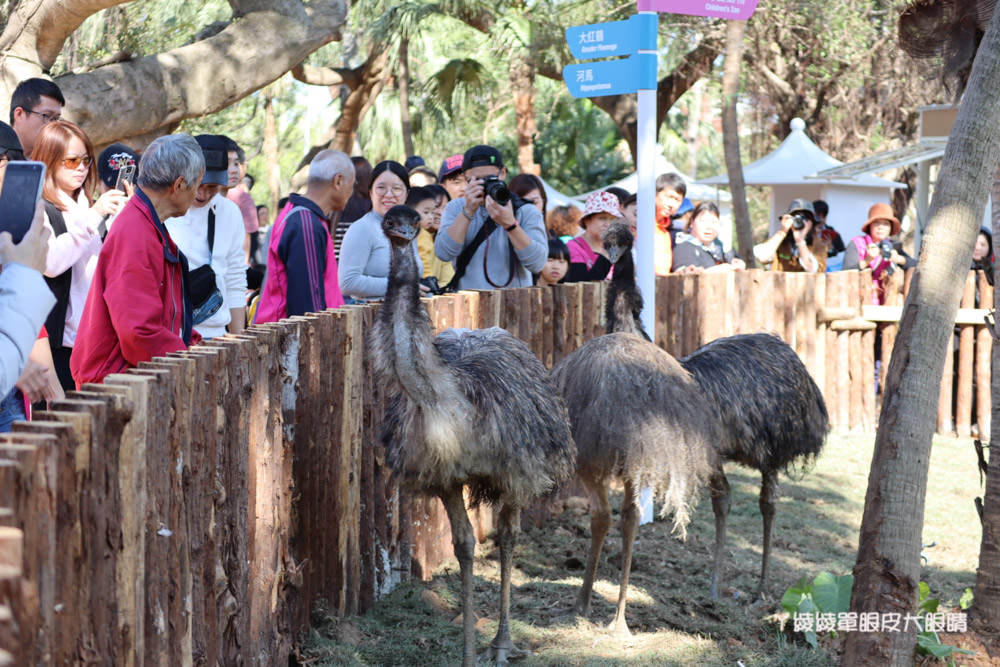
[
  {"xmin": 42, "ymin": 192, "xmax": 102, "ymax": 347},
  {"xmin": 165, "ymin": 194, "xmax": 247, "ymax": 339}
]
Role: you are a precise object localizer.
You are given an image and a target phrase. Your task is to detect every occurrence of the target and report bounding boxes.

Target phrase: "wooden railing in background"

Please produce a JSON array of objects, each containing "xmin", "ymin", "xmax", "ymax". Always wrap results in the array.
[{"xmin": 0, "ymin": 270, "xmax": 991, "ymax": 663}]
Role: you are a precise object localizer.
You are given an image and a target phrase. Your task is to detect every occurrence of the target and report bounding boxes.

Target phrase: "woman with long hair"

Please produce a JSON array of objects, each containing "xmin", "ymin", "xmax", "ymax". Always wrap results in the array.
[{"xmin": 32, "ymin": 119, "xmax": 126, "ymax": 389}]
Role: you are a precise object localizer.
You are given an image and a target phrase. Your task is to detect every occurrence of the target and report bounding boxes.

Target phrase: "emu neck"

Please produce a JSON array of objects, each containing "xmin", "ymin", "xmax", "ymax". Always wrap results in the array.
[
  {"xmin": 605, "ymin": 250, "xmax": 648, "ymax": 338},
  {"xmin": 379, "ymin": 243, "xmax": 442, "ymax": 398}
]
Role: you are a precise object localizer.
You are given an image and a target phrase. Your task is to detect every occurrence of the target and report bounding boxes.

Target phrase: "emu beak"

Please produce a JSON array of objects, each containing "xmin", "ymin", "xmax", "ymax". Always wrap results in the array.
[
  {"xmin": 384, "ymin": 222, "xmax": 419, "ymax": 242},
  {"xmin": 606, "ymin": 244, "xmax": 625, "ymax": 264}
]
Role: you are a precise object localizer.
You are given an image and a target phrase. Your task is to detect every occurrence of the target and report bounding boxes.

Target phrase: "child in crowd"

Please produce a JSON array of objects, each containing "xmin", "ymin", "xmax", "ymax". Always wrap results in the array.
[
  {"xmin": 654, "ymin": 172, "xmax": 686, "ymax": 275},
  {"xmin": 408, "ymin": 185, "xmax": 454, "ymax": 285},
  {"xmin": 536, "ymin": 239, "xmax": 570, "ymax": 286},
  {"xmin": 564, "ymin": 191, "xmax": 621, "ymax": 283}
]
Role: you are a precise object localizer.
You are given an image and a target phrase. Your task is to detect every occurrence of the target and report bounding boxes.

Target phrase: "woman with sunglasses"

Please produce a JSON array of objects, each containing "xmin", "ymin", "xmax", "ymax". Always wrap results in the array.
[{"xmin": 31, "ymin": 120, "xmax": 127, "ymax": 390}]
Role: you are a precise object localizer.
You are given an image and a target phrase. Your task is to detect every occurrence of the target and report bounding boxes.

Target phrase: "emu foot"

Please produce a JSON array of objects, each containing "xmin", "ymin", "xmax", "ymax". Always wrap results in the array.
[
  {"xmin": 478, "ymin": 639, "xmax": 532, "ymax": 665},
  {"xmin": 607, "ymin": 616, "xmax": 632, "ymax": 638}
]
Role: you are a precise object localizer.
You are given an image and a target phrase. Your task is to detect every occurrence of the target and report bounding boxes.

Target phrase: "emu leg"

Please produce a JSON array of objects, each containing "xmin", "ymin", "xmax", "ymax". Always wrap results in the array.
[
  {"xmin": 481, "ymin": 504, "xmax": 531, "ymax": 665},
  {"xmin": 609, "ymin": 478, "xmax": 640, "ymax": 637},
  {"xmin": 708, "ymin": 468, "xmax": 731, "ymax": 599},
  {"xmin": 757, "ymin": 469, "xmax": 779, "ymax": 600},
  {"xmin": 441, "ymin": 488, "xmax": 478, "ymax": 667},
  {"xmin": 575, "ymin": 479, "xmax": 611, "ymax": 618}
]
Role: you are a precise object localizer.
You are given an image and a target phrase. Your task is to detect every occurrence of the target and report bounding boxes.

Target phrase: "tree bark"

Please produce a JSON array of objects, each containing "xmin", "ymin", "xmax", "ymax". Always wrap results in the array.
[
  {"xmin": 843, "ymin": 7, "xmax": 1000, "ymax": 664},
  {"xmin": 721, "ymin": 19, "xmax": 754, "ymax": 265},
  {"xmin": 398, "ymin": 38, "xmax": 414, "ymax": 159},
  {"xmin": 263, "ymin": 88, "xmax": 280, "ymax": 215},
  {"xmin": 974, "ymin": 175, "xmax": 1000, "ymax": 654},
  {"xmin": 510, "ymin": 48, "xmax": 538, "ymax": 175},
  {"xmin": 0, "ymin": 0, "xmax": 348, "ymax": 148}
]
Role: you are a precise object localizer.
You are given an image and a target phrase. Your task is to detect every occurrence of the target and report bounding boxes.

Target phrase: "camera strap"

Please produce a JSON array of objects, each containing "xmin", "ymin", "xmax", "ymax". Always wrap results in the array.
[{"xmin": 444, "ymin": 215, "xmax": 496, "ymax": 291}]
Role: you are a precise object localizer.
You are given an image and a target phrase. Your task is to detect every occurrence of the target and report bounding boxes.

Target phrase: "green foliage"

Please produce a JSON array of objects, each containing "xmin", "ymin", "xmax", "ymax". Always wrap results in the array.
[
  {"xmin": 959, "ymin": 587, "xmax": 974, "ymax": 610},
  {"xmin": 780, "ymin": 572, "xmax": 853, "ymax": 648},
  {"xmin": 915, "ymin": 582, "xmax": 975, "ymax": 664}
]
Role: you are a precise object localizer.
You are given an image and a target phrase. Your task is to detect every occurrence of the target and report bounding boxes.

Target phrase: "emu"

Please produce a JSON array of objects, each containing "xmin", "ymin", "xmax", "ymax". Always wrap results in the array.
[
  {"xmin": 371, "ymin": 206, "xmax": 575, "ymax": 665},
  {"xmin": 681, "ymin": 333, "xmax": 829, "ymax": 599},
  {"xmin": 551, "ymin": 222, "xmax": 716, "ymax": 635}
]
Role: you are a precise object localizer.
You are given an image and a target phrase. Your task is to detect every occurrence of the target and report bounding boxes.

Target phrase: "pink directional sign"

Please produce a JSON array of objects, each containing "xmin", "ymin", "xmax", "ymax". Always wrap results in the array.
[{"xmin": 637, "ymin": 0, "xmax": 759, "ymax": 20}]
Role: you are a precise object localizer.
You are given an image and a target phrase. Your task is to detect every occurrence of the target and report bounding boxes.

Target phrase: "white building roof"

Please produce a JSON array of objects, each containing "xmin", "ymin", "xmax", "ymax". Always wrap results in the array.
[{"xmin": 697, "ymin": 118, "xmax": 907, "ymax": 189}]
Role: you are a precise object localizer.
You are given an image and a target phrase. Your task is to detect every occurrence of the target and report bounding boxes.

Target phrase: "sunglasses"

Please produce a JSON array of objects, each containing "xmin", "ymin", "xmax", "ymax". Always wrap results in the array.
[{"xmin": 62, "ymin": 155, "xmax": 93, "ymax": 169}]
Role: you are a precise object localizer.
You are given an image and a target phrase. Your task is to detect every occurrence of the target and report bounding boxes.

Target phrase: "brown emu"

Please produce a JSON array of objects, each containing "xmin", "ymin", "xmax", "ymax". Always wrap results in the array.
[
  {"xmin": 551, "ymin": 223, "xmax": 716, "ymax": 635},
  {"xmin": 681, "ymin": 333, "xmax": 829, "ymax": 598},
  {"xmin": 371, "ymin": 206, "xmax": 575, "ymax": 665}
]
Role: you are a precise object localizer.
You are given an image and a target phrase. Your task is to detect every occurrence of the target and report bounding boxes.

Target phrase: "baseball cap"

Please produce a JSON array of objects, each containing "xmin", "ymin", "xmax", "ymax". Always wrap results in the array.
[
  {"xmin": 462, "ymin": 144, "xmax": 504, "ymax": 172},
  {"xmin": 785, "ymin": 198, "xmax": 816, "ymax": 220},
  {"xmin": 194, "ymin": 134, "xmax": 229, "ymax": 185},
  {"xmin": 404, "ymin": 155, "xmax": 426, "ymax": 171},
  {"xmin": 0, "ymin": 122, "xmax": 24, "ymax": 161},
  {"xmin": 438, "ymin": 154, "xmax": 464, "ymax": 181},
  {"xmin": 97, "ymin": 142, "xmax": 139, "ymax": 189}
]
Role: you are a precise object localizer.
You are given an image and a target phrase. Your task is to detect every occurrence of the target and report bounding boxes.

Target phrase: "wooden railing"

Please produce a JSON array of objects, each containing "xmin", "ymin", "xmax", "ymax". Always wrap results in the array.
[{"xmin": 0, "ymin": 271, "xmax": 990, "ymax": 663}]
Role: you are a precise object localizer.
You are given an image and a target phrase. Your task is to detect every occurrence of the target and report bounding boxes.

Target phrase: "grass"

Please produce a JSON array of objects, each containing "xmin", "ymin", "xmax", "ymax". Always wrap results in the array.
[{"xmin": 299, "ymin": 431, "xmax": 983, "ymax": 666}]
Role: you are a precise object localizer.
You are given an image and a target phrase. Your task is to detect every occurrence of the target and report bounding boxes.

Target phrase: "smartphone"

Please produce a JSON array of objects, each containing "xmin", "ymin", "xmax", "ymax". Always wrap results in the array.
[
  {"xmin": 0, "ymin": 161, "xmax": 45, "ymax": 244},
  {"xmin": 115, "ymin": 163, "xmax": 136, "ymax": 191}
]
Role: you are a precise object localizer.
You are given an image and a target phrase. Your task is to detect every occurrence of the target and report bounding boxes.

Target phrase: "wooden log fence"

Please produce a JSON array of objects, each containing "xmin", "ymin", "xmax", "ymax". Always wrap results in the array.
[{"xmin": 0, "ymin": 269, "xmax": 990, "ymax": 662}]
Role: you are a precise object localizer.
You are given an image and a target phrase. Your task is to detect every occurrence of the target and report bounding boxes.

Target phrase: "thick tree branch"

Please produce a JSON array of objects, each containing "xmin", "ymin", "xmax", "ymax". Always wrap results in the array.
[
  {"xmin": 48, "ymin": 0, "xmax": 346, "ymax": 147},
  {"xmin": 291, "ymin": 63, "xmax": 354, "ymax": 88}
]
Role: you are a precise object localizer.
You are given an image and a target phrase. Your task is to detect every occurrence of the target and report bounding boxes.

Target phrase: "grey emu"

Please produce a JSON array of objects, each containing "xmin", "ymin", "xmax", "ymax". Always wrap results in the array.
[
  {"xmin": 681, "ymin": 333, "xmax": 829, "ymax": 599},
  {"xmin": 551, "ymin": 223, "xmax": 716, "ymax": 635},
  {"xmin": 371, "ymin": 206, "xmax": 575, "ymax": 665}
]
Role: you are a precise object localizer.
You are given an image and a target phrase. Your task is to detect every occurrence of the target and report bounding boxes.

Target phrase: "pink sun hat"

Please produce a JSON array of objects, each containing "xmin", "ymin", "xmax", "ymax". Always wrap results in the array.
[{"xmin": 579, "ymin": 191, "xmax": 623, "ymax": 229}]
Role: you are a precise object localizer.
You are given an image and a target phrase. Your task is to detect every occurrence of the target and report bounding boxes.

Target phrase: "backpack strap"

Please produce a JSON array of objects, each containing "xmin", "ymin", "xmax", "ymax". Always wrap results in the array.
[{"xmin": 444, "ymin": 215, "xmax": 496, "ymax": 291}]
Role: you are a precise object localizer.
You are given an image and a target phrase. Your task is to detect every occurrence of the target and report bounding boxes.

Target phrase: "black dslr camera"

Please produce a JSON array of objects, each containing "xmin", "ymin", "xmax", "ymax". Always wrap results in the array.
[
  {"xmin": 790, "ymin": 213, "xmax": 809, "ymax": 230},
  {"xmin": 878, "ymin": 239, "xmax": 895, "ymax": 274},
  {"xmin": 481, "ymin": 175, "xmax": 511, "ymax": 206}
]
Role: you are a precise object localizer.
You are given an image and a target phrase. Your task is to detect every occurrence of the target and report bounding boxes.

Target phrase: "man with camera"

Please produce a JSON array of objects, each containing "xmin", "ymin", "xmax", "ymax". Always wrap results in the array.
[
  {"xmin": 435, "ymin": 145, "xmax": 547, "ymax": 290},
  {"xmin": 752, "ymin": 199, "xmax": 827, "ymax": 273}
]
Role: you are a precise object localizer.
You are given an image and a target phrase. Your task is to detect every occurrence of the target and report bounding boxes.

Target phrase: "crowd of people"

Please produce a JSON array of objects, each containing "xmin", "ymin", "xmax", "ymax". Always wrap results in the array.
[{"xmin": 0, "ymin": 76, "xmax": 995, "ymax": 432}]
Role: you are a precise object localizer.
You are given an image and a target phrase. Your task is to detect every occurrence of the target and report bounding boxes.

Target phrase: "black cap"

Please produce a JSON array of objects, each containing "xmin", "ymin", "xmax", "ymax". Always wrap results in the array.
[
  {"xmin": 462, "ymin": 144, "xmax": 504, "ymax": 172},
  {"xmin": 786, "ymin": 198, "xmax": 816, "ymax": 220},
  {"xmin": 0, "ymin": 122, "xmax": 24, "ymax": 161},
  {"xmin": 404, "ymin": 155, "xmax": 425, "ymax": 171},
  {"xmin": 97, "ymin": 142, "xmax": 139, "ymax": 189},
  {"xmin": 194, "ymin": 134, "xmax": 229, "ymax": 185}
]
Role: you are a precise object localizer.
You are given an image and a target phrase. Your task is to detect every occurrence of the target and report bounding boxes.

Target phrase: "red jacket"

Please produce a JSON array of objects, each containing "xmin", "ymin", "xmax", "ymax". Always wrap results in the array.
[{"xmin": 71, "ymin": 189, "xmax": 200, "ymax": 386}]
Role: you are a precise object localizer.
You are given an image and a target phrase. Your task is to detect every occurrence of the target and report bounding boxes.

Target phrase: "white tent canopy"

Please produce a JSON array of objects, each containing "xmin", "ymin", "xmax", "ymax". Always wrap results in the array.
[
  {"xmin": 696, "ymin": 119, "xmax": 907, "ymax": 257},
  {"xmin": 577, "ymin": 152, "xmax": 732, "ymax": 204},
  {"xmin": 540, "ymin": 176, "xmax": 584, "ymax": 210}
]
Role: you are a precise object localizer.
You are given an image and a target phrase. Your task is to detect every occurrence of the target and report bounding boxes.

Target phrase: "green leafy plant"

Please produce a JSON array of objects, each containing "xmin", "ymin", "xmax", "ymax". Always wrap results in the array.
[
  {"xmin": 780, "ymin": 571, "xmax": 853, "ymax": 648},
  {"xmin": 915, "ymin": 582, "xmax": 975, "ymax": 665}
]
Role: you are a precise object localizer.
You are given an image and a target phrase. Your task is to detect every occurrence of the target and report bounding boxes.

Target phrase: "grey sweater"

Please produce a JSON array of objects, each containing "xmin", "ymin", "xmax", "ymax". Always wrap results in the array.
[
  {"xmin": 339, "ymin": 210, "xmax": 422, "ymax": 299},
  {"xmin": 435, "ymin": 198, "xmax": 547, "ymax": 290}
]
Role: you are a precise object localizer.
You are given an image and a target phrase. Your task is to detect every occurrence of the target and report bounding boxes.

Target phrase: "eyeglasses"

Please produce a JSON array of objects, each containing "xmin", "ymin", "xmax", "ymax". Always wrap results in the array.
[
  {"xmin": 25, "ymin": 109, "xmax": 60, "ymax": 124},
  {"xmin": 373, "ymin": 185, "xmax": 406, "ymax": 196},
  {"xmin": 61, "ymin": 155, "xmax": 93, "ymax": 169}
]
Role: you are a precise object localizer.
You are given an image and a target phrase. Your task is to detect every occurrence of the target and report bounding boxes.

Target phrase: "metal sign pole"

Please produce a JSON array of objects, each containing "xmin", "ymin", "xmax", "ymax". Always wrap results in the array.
[{"xmin": 636, "ymin": 12, "xmax": 657, "ymax": 339}]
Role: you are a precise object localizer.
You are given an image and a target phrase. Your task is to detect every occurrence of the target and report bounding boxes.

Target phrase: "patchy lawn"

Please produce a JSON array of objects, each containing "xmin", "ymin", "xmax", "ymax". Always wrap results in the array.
[{"xmin": 300, "ymin": 432, "xmax": 983, "ymax": 666}]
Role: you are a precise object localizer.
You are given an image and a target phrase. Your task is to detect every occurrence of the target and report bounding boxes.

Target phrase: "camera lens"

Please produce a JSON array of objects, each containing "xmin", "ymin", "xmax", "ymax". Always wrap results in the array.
[
  {"xmin": 483, "ymin": 178, "xmax": 511, "ymax": 206},
  {"xmin": 792, "ymin": 214, "xmax": 806, "ymax": 230}
]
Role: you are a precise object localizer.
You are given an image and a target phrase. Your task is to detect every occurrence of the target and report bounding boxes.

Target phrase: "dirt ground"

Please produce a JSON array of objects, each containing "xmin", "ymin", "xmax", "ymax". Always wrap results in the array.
[{"xmin": 300, "ymin": 432, "xmax": 989, "ymax": 666}]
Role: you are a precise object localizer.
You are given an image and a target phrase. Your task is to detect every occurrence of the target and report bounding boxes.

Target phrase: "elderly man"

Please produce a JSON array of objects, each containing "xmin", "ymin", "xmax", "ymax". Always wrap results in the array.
[
  {"xmin": 253, "ymin": 149, "xmax": 354, "ymax": 323},
  {"xmin": 71, "ymin": 134, "xmax": 204, "ymax": 386}
]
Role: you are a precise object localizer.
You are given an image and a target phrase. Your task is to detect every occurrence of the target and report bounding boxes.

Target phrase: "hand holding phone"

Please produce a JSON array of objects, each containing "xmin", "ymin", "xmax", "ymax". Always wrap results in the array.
[
  {"xmin": 115, "ymin": 163, "xmax": 136, "ymax": 192},
  {"xmin": 0, "ymin": 160, "xmax": 45, "ymax": 244},
  {"xmin": 0, "ymin": 199, "xmax": 50, "ymax": 272}
]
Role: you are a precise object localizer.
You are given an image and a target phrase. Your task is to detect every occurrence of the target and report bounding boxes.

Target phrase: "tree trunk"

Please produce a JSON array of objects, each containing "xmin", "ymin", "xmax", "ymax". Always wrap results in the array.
[
  {"xmin": 398, "ymin": 38, "xmax": 414, "ymax": 159},
  {"xmin": 721, "ymin": 19, "xmax": 754, "ymax": 265},
  {"xmin": 263, "ymin": 89, "xmax": 280, "ymax": 215},
  {"xmin": 843, "ymin": 7, "xmax": 1000, "ymax": 664},
  {"xmin": 0, "ymin": 0, "xmax": 348, "ymax": 147},
  {"xmin": 510, "ymin": 48, "xmax": 538, "ymax": 175},
  {"xmin": 973, "ymin": 172, "xmax": 1000, "ymax": 656}
]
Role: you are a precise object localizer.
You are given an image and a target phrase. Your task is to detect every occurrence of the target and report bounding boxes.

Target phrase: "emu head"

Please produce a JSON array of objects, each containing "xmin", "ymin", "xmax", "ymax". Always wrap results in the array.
[
  {"xmin": 603, "ymin": 221, "xmax": 633, "ymax": 264},
  {"xmin": 382, "ymin": 205, "xmax": 421, "ymax": 246}
]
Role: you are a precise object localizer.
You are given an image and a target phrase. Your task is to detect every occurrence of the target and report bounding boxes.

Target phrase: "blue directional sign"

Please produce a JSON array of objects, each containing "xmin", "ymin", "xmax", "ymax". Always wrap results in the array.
[
  {"xmin": 563, "ymin": 53, "xmax": 657, "ymax": 98},
  {"xmin": 565, "ymin": 14, "xmax": 656, "ymax": 60}
]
